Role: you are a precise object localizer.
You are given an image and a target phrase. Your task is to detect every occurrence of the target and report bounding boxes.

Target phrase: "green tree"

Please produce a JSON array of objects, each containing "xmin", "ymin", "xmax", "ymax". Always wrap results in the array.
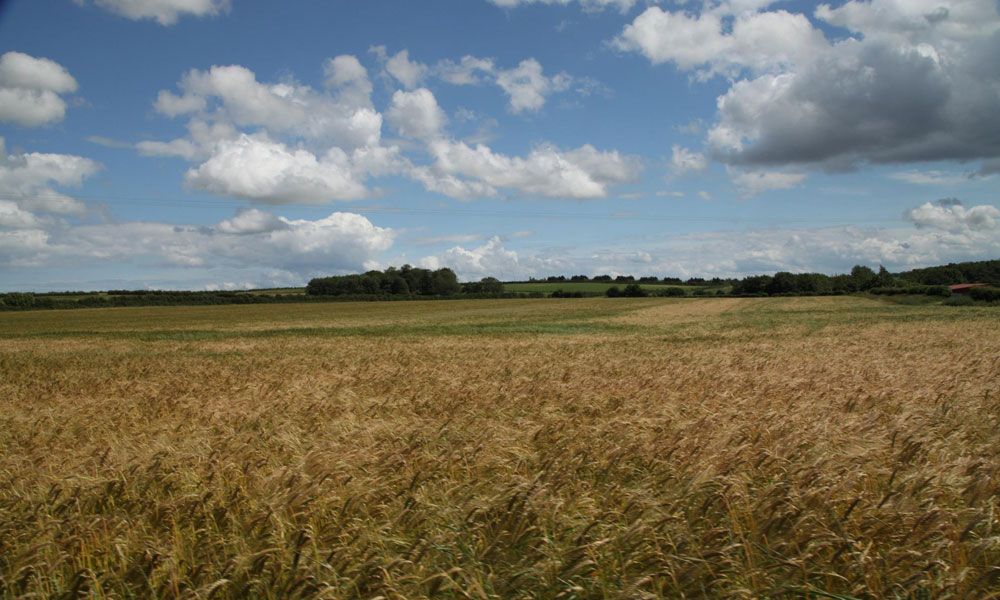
[
  {"xmin": 731, "ymin": 275, "xmax": 771, "ymax": 295},
  {"xmin": 622, "ymin": 283, "xmax": 647, "ymax": 297},
  {"xmin": 921, "ymin": 267, "xmax": 965, "ymax": 285},
  {"xmin": 388, "ymin": 275, "xmax": 410, "ymax": 295},
  {"xmin": 767, "ymin": 272, "xmax": 797, "ymax": 295},
  {"xmin": 464, "ymin": 277, "xmax": 503, "ymax": 295},
  {"xmin": 430, "ymin": 268, "xmax": 460, "ymax": 295},
  {"xmin": 876, "ymin": 265, "xmax": 896, "ymax": 287},
  {"xmin": 850, "ymin": 265, "xmax": 878, "ymax": 291},
  {"xmin": 480, "ymin": 277, "xmax": 504, "ymax": 294},
  {"xmin": 794, "ymin": 273, "xmax": 832, "ymax": 294},
  {"xmin": 831, "ymin": 274, "xmax": 853, "ymax": 292}
]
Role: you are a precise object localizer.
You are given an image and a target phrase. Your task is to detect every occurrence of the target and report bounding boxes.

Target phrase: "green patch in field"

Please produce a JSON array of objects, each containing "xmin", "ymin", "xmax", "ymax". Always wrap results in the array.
[
  {"xmin": 240, "ymin": 287, "xmax": 306, "ymax": 296},
  {"xmin": 504, "ymin": 282, "xmax": 698, "ymax": 294},
  {"xmin": 0, "ymin": 318, "xmax": 637, "ymax": 342}
]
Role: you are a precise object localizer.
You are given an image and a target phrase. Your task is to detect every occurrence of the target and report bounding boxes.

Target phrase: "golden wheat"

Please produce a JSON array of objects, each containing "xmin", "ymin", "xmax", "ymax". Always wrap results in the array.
[{"xmin": 1, "ymin": 297, "xmax": 998, "ymax": 599}]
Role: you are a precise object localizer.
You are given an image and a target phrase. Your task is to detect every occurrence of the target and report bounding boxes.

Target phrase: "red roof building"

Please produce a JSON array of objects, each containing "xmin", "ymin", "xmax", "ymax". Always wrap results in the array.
[{"xmin": 949, "ymin": 283, "xmax": 989, "ymax": 295}]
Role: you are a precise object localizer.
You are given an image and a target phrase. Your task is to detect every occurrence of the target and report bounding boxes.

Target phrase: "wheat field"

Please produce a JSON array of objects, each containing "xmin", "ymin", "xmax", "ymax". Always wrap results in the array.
[{"xmin": 1, "ymin": 297, "xmax": 998, "ymax": 599}]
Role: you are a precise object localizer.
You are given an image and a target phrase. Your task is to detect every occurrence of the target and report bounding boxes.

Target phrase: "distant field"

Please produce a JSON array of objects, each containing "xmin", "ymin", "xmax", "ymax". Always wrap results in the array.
[
  {"xmin": 1, "ymin": 297, "xmax": 998, "ymax": 598},
  {"xmin": 242, "ymin": 287, "xmax": 306, "ymax": 296},
  {"xmin": 503, "ymin": 281, "xmax": 698, "ymax": 293}
]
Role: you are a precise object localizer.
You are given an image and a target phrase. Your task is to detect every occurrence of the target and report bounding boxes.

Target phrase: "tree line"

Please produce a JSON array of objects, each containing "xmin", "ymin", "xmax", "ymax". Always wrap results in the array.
[
  {"xmin": 0, "ymin": 290, "xmax": 332, "ymax": 311},
  {"xmin": 727, "ymin": 262, "xmax": 999, "ymax": 297},
  {"xmin": 4, "ymin": 259, "xmax": 997, "ymax": 311},
  {"xmin": 525, "ymin": 260, "xmax": 1000, "ymax": 294},
  {"xmin": 729, "ymin": 265, "xmax": 891, "ymax": 295},
  {"xmin": 306, "ymin": 266, "xmax": 465, "ymax": 297},
  {"xmin": 897, "ymin": 259, "xmax": 1000, "ymax": 286},
  {"xmin": 522, "ymin": 274, "xmax": 725, "ymax": 286}
]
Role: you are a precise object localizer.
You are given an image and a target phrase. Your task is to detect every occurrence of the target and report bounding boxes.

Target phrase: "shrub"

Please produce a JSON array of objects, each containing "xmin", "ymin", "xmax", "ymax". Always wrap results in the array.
[
  {"xmin": 968, "ymin": 286, "xmax": 1000, "ymax": 303},
  {"xmin": 622, "ymin": 283, "xmax": 647, "ymax": 297},
  {"xmin": 1, "ymin": 292, "xmax": 36, "ymax": 308},
  {"xmin": 550, "ymin": 289, "xmax": 584, "ymax": 298},
  {"xmin": 655, "ymin": 287, "xmax": 686, "ymax": 297},
  {"xmin": 463, "ymin": 277, "xmax": 504, "ymax": 295},
  {"xmin": 943, "ymin": 295, "xmax": 974, "ymax": 307},
  {"xmin": 870, "ymin": 286, "xmax": 950, "ymax": 297}
]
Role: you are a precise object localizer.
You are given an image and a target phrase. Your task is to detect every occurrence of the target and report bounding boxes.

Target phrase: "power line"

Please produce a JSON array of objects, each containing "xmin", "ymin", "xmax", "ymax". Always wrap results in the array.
[{"xmin": 0, "ymin": 192, "xmax": 906, "ymax": 226}]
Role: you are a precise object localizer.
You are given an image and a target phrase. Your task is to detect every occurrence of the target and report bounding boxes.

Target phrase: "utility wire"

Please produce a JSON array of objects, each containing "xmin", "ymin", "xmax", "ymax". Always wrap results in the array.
[{"xmin": 0, "ymin": 192, "xmax": 905, "ymax": 225}]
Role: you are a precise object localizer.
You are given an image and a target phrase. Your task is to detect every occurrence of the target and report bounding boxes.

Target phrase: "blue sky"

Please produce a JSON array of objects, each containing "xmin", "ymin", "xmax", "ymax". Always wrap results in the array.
[{"xmin": 1, "ymin": 0, "xmax": 998, "ymax": 291}]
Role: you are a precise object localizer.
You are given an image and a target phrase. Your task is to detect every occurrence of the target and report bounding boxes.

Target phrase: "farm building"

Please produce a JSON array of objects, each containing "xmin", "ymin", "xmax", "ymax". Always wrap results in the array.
[{"xmin": 949, "ymin": 283, "xmax": 989, "ymax": 295}]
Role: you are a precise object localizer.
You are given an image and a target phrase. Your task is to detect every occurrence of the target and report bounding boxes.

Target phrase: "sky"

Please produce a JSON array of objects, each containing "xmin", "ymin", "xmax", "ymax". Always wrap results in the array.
[{"xmin": 0, "ymin": 0, "xmax": 998, "ymax": 292}]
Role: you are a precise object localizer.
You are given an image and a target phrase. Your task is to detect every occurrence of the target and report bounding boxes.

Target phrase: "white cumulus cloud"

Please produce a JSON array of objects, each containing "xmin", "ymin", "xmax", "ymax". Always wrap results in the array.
[
  {"xmin": 614, "ymin": 7, "xmax": 828, "ymax": 78},
  {"xmin": 0, "ymin": 51, "xmax": 77, "ymax": 92},
  {"xmin": 323, "ymin": 55, "xmax": 374, "ymax": 109},
  {"xmin": 905, "ymin": 199, "xmax": 1000, "ymax": 233},
  {"xmin": 1, "ymin": 207, "xmax": 394, "ymax": 278},
  {"xmin": 144, "ymin": 58, "xmax": 633, "ymax": 206},
  {"xmin": 216, "ymin": 208, "xmax": 289, "ymax": 235},
  {"xmin": 370, "ymin": 48, "xmax": 429, "ymax": 89},
  {"xmin": 137, "ymin": 119, "xmax": 238, "ymax": 161},
  {"xmin": 487, "ymin": 0, "xmax": 638, "ymax": 12},
  {"xmin": 729, "ymin": 168, "xmax": 808, "ymax": 196},
  {"xmin": 619, "ymin": 0, "xmax": 1000, "ymax": 176},
  {"xmin": 157, "ymin": 62, "xmax": 381, "ymax": 148},
  {"xmin": 433, "ymin": 219, "xmax": 1000, "ymax": 282},
  {"xmin": 0, "ymin": 138, "xmax": 100, "ymax": 216},
  {"xmin": 0, "ymin": 200, "xmax": 46, "ymax": 229},
  {"xmin": 184, "ymin": 134, "xmax": 370, "ymax": 204},
  {"xmin": 670, "ymin": 145, "xmax": 707, "ymax": 175},
  {"xmin": 81, "ymin": 0, "xmax": 230, "ymax": 25},
  {"xmin": 436, "ymin": 236, "xmax": 523, "ymax": 279},
  {"xmin": 415, "ymin": 236, "xmax": 570, "ymax": 281},
  {"xmin": 153, "ymin": 89, "xmax": 207, "ymax": 116},
  {"xmin": 433, "ymin": 54, "xmax": 584, "ymax": 115},
  {"xmin": 422, "ymin": 138, "xmax": 641, "ymax": 200},
  {"xmin": 435, "ymin": 56, "xmax": 496, "ymax": 85},
  {"xmin": 386, "ymin": 88, "xmax": 447, "ymax": 140},
  {"xmin": 141, "ymin": 60, "xmax": 413, "ymax": 204},
  {"xmin": 495, "ymin": 59, "xmax": 572, "ymax": 113},
  {"xmin": 0, "ymin": 52, "xmax": 79, "ymax": 127}
]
